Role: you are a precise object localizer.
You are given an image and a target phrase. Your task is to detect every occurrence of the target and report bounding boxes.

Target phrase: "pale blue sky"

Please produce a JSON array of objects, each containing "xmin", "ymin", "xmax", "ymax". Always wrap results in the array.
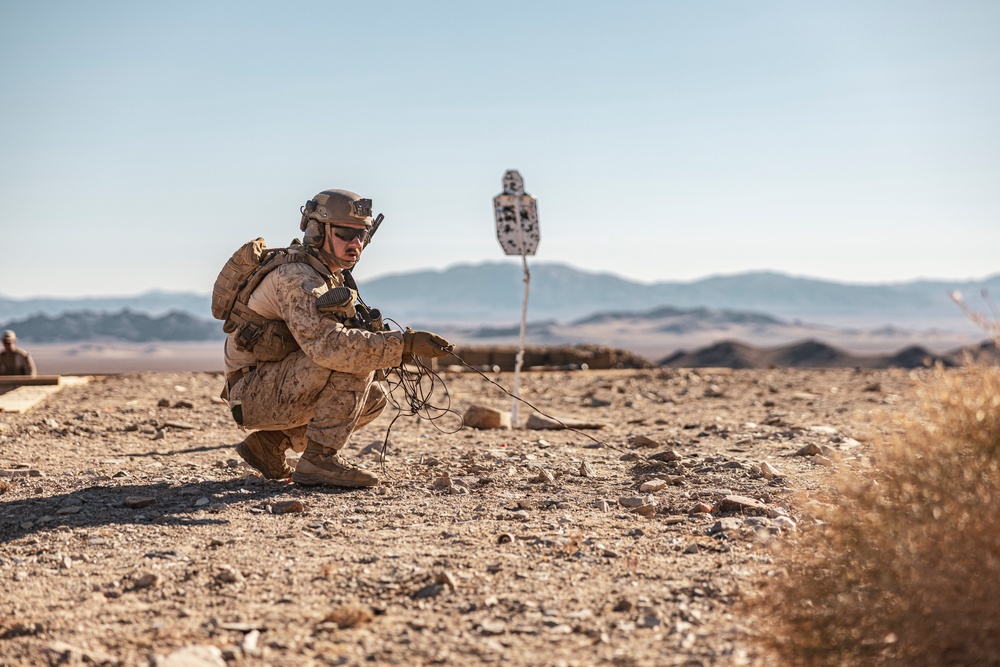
[{"xmin": 1, "ymin": 1, "xmax": 997, "ymax": 298}]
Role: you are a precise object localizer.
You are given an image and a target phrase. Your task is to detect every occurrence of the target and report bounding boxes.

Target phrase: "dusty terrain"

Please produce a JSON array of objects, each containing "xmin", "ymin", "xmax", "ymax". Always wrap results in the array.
[{"xmin": 0, "ymin": 367, "xmax": 921, "ymax": 666}]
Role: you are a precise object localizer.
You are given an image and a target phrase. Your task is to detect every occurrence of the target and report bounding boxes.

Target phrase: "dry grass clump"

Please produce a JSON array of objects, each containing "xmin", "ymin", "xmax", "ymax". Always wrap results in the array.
[{"xmin": 754, "ymin": 361, "xmax": 1000, "ymax": 666}]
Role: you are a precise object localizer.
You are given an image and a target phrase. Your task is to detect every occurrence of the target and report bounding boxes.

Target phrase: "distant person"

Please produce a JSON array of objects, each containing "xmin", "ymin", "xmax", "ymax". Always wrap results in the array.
[
  {"xmin": 0, "ymin": 330, "xmax": 36, "ymax": 376},
  {"xmin": 214, "ymin": 189, "xmax": 453, "ymax": 488}
]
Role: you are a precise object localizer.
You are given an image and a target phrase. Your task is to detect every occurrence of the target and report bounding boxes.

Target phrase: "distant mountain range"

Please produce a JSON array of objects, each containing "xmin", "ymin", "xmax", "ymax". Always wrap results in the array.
[
  {"xmin": 2, "ymin": 310, "xmax": 223, "ymax": 343},
  {"xmin": 2, "ymin": 263, "xmax": 996, "ymax": 331}
]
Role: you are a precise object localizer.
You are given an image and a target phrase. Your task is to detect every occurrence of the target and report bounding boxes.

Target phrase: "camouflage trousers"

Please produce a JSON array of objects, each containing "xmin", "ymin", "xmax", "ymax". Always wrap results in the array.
[{"xmin": 229, "ymin": 350, "xmax": 387, "ymax": 452}]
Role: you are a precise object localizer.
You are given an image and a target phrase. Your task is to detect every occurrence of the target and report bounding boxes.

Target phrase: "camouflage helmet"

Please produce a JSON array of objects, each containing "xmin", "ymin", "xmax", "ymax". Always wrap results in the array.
[{"xmin": 301, "ymin": 190, "xmax": 373, "ymax": 230}]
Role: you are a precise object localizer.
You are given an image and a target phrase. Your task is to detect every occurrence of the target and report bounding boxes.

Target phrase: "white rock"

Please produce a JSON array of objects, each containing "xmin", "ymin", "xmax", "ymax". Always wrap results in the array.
[
  {"xmin": 157, "ymin": 645, "xmax": 226, "ymax": 667},
  {"xmin": 639, "ymin": 479, "xmax": 667, "ymax": 492}
]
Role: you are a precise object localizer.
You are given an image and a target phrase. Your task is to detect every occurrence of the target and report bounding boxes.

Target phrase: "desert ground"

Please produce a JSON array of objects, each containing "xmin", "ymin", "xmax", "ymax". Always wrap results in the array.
[{"xmin": 0, "ymin": 365, "xmax": 921, "ymax": 666}]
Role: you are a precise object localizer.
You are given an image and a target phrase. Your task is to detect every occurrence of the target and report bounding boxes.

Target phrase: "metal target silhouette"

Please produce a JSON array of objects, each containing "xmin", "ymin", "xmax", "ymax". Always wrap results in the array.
[
  {"xmin": 492, "ymin": 170, "xmax": 539, "ymax": 426},
  {"xmin": 494, "ymin": 170, "xmax": 539, "ymax": 256}
]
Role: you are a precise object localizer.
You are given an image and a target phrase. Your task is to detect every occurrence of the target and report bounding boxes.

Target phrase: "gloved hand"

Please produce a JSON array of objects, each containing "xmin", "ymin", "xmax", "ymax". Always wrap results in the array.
[{"xmin": 402, "ymin": 328, "xmax": 454, "ymax": 362}]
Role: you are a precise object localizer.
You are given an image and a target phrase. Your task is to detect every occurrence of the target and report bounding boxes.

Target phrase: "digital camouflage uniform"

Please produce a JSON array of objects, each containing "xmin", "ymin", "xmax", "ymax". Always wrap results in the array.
[
  {"xmin": 225, "ymin": 261, "xmax": 405, "ymax": 461},
  {"xmin": 219, "ymin": 189, "xmax": 452, "ymax": 487}
]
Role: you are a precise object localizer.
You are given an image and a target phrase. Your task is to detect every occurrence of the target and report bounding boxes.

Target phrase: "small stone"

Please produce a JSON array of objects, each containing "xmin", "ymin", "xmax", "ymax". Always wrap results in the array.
[
  {"xmin": 125, "ymin": 496, "xmax": 155, "ymax": 509},
  {"xmin": 271, "ymin": 500, "xmax": 304, "ymax": 515},
  {"xmin": 809, "ymin": 425, "xmax": 839, "ymax": 435},
  {"xmin": 216, "ymin": 566, "xmax": 244, "ymax": 584},
  {"xmin": 532, "ymin": 469, "xmax": 555, "ymax": 484},
  {"xmin": 432, "ymin": 476, "xmax": 453, "ymax": 490},
  {"xmin": 683, "ymin": 543, "xmax": 700, "ymax": 554},
  {"xmin": 479, "ymin": 619, "xmax": 506, "ymax": 635},
  {"xmin": 632, "ymin": 504, "xmax": 656, "ymax": 517},
  {"xmin": 794, "ymin": 443, "xmax": 823, "ymax": 456},
  {"xmin": 413, "ymin": 583, "xmax": 447, "ymax": 599},
  {"xmin": 194, "ymin": 497, "xmax": 210, "ymax": 507},
  {"xmin": 715, "ymin": 495, "xmax": 768, "ymax": 513},
  {"xmin": 650, "ymin": 450, "xmax": 682, "ymax": 462},
  {"xmin": 596, "ymin": 500, "xmax": 610, "ymax": 512},
  {"xmin": 579, "ymin": 461, "xmax": 595, "ymax": 478},
  {"xmin": 758, "ymin": 461, "xmax": 779, "ymax": 479},
  {"xmin": 134, "ymin": 573, "xmax": 161, "ymax": 589},
  {"xmin": 630, "ymin": 435, "xmax": 660, "ymax": 448},
  {"xmin": 703, "ymin": 385, "xmax": 724, "ymax": 398},
  {"xmin": 157, "ymin": 398, "xmax": 171, "ymax": 407},
  {"xmin": 434, "ymin": 571, "xmax": 458, "ymax": 589},
  {"xmin": 60, "ymin": 555, "xmax": 73, "ymax": 569},
  {"xmin": 814, "ymin": 455, "xmax": 835, "ymax": 467},
  {"xmin": 158, "ymin": 645, "xmax": 226, "ymax": 667},
  {"xmin": 773, "ymin": 516, "xmax": 797, "ymax": 531},
  {"xmin": 163, "ymin": 420, "xmax": 196, "ymax": 430},
  {"xmin": 618, "ymin": 496, "xmax": 646, "ymax": 508},
  {"xmin": 639, "ymin": 479, "xmax": 667, "ymax": 492},
  {"xmin": 44, "ymin": 418, "xmax": 60, "ymax": 429},
  {"xmin": 463, "ymin": 405, "xmax": 512, "ymax": 430},
  {"xmin": 689, "ymin": 502, "xmax": 713, "ymax": 515},
  {"xmin": 241, "ymin": 630, "xmax": 260, "ymax": 655},
  {"xmin": 322, "ymin": 605, "xmax": 374, "ymax": 628},
  {"xmin": 173, "ymin": 400, "xmax": 195, "ymax": 409}
]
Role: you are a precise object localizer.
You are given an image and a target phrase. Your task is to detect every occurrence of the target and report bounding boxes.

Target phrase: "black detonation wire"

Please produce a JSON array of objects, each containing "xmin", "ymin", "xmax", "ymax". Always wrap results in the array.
[
  {"xmin": 445, "ymin": 352, "xmax": 611, "ymax": 449},
  {"xmin": 375, "ymin": 326, "xmax": 650, "ymax": 466}
]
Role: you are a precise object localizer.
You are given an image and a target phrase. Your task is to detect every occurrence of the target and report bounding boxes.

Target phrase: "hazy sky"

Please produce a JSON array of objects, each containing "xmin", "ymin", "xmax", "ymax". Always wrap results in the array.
[{"xmin": 1, "ymin": 1, "xmax": 998, "ymax": 298}]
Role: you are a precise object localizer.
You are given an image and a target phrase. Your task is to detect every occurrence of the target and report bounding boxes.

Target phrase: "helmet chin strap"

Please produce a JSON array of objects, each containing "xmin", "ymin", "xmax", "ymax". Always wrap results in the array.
[{"xmin": 316, "ymin": 245, "xmax": 357, "ymax": 271}]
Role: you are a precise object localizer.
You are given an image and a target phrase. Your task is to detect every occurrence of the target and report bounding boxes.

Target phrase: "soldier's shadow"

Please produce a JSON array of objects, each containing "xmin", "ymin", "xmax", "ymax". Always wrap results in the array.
[{"xmin": 0, "ymin": 473, "xmax": 350, "ymax": 544}]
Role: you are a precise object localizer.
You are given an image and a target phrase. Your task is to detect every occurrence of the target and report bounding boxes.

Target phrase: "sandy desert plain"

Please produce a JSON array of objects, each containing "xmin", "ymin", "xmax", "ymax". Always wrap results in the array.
[{"xmin": 0, "ymin": 350, "xmax": 937, "ymax": 666}]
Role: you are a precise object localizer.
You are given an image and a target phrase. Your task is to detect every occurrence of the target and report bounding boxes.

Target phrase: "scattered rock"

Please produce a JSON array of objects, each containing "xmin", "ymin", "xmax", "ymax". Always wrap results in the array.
[
  {"xmin": 125, "ymin": 496, "xmax": 155, "ymax": 509},
  {"xmin": 773, "ymin": 516, "xmax": 797, "ymax": 531},
  {"xmin": 618, "ymin": 496, "xmax": 646, "ymax": 508},
  {"xmin": 322, "ymin": 605, "xmax": 373, "ymax": 629},
  {"xmin": 157, "ymin": 398, "xmax": 171, "ymax": 407},
  {"xmin": 163, "ymin": 420, "xmax": 196, "ymax": 430},
  {"xmin": 271, "ymin": 500, "xmax": 304, "ymax": 515},
  {"xmin": 479, "ymin": 619, "xmax": 507, "ymax": 635},
  {"xmin": 579, "ymin": 460, "xmax": 596, "ymax": 478},
  {"xmin": 639, "ymin": 479, "xmax": 667, "ymax": 492},
  {"xmin": 156, "ymin": 645, "xmax": 226, "ymax": 667},
  {"xmin": 650, "ymin": 450, "xmax": 682, "ymax": 462},
  {"xmin": 532, "ymin": 469, "xmax": 555, "ymax": 483},
  {"xmin": 216, "ymin": 566, "xmax": 244, "ymax": 584},
  {"xmin": 758, "ymin": 461, "xmax": 779, "ymax": 479},
  {"xmin": 173, "ymin": 400, "xmax": 195, "ymax": 409},
  {"xmin": 715, "ymin": 495, "xmax": 769, "ymax": 513},
  {"xmin": 689, "ymin": 502, "xmax": 713, "ymax": 515},
  {"xmin": 630, "ymin": 435, "xmax": 660, "ymax": 448},
  {"xmin": 632, "ymin": 504, "xmax": 657, "ymax": 517},
  {"xmin": 794, "ymin": 443, "xmax": 823, "ymax": 456},
  {"xmin": 133, "ymin": 573, "xmax": 161, "ymax": 590},
  {"xmin": 463, "ymin": 405, "xmax": 512, "ymax": 430}
]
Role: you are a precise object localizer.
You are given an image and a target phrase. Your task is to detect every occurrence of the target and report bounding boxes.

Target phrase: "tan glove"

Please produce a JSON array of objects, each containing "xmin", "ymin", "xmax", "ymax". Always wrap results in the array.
[{"xmin": 402, "ymin": 328, "xmax": 454, "ymax": 362}]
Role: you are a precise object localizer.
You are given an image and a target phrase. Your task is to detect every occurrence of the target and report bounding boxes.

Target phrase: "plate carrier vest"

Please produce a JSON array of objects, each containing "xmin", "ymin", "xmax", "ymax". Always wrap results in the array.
[{"xmin": 212, "ymin": 238, "xmax": 338, "ymax": 362}]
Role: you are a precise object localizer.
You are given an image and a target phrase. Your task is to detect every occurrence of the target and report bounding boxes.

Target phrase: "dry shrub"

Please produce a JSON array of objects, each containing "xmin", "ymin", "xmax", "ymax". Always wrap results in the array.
[{"xmin": 753, "ymin": 361, "xmax": 1000, "ymax": 666}]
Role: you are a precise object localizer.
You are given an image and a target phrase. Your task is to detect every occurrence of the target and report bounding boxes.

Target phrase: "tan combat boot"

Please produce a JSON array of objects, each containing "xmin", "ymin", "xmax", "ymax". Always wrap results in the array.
[
  {"xmin": 235, "ymin": 430, "xmax": 293, "ymax": 479},
  {"xmin": 292, "ymin": 440, "xmax": 378, "ymax": 488}
]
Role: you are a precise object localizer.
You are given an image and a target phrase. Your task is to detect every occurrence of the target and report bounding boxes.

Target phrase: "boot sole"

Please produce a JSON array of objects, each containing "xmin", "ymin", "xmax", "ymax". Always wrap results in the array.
[
  {"xmin": 292, "ymin": 458, "xmax": 378, "ymax": 488},
  {"xmin": 235, "ymin": 442, "xmax": 292, "ymax": 480}
]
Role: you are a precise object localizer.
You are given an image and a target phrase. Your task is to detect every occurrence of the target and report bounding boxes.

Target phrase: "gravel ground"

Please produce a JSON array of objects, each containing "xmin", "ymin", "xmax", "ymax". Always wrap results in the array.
[{"xmin": 0, "ymin": 367, "xmax": 920, "ymax": 666}]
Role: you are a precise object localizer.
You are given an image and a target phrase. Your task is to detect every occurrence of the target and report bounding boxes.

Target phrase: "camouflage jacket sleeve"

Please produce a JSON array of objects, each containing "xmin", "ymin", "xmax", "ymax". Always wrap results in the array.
[{"xmin": 249, "ymin": 262, "xmax": 404, "ymax": 374}]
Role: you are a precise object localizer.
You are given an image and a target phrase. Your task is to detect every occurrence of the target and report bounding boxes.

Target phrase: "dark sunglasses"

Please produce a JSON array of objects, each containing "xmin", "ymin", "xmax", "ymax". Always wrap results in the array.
[{"xmin": 330, "ymin": 225, "xmax": 370, "ymax": 244}]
